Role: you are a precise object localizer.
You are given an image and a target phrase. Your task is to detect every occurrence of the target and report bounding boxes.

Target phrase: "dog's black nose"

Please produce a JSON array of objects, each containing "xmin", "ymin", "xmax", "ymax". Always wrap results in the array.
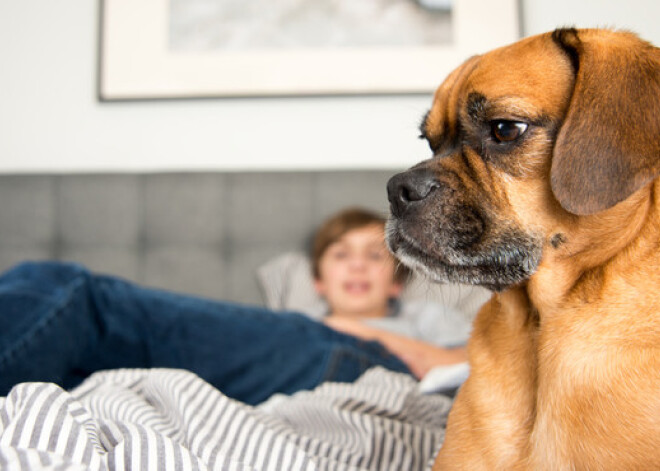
[{"xmin": 387, "ymin": 169, "xmax": 440, "ymax": 217}]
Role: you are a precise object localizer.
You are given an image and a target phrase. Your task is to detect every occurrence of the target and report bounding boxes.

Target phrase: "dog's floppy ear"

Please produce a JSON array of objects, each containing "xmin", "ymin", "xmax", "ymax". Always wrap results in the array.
[{"xmin": 550, "ymin": 28, "xmax": 660, "ymax": 216}]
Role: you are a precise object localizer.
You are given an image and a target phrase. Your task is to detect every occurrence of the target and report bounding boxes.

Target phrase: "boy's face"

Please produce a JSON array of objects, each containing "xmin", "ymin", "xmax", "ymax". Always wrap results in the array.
[{"xmin": 314, "ymin": 223, "xmax": 402, "ymax": 318}]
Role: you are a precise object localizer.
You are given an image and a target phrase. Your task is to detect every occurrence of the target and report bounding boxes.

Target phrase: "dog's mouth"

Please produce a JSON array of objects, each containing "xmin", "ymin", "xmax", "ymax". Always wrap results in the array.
[{"xmin": 387, "ymin": 218, "xmax": 542, "ymax": 292}]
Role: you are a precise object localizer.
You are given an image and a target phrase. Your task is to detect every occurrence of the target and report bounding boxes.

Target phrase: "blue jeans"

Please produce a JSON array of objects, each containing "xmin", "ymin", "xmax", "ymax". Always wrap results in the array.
[{"xmin": 0, "ymin": 261, "xmax": 411, "ymax": 405}]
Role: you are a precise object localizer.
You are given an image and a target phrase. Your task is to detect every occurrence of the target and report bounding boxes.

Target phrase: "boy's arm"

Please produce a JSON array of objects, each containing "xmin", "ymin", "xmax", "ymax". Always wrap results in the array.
[{"xmin": 323, "ymin": 316, "xmax": 467, "ymax": 379}]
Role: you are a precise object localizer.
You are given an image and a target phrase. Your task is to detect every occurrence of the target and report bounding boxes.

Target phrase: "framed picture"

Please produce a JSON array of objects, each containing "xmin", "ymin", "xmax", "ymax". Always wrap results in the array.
[{"xmin": 99, "ymin": 0, "xmax": 520, "ymax": 100}]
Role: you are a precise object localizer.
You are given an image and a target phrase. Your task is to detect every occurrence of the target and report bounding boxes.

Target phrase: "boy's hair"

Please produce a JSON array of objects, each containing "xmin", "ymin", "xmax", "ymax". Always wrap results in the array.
[{"xmin": 311, "ymin": 207, "xmax": 411, "ymax": 284}]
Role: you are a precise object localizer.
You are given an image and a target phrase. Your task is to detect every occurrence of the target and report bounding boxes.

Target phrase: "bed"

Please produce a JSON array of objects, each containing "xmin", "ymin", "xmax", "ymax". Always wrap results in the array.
[{"xmin": 0, "ymin": 170, "xmax": 490, "ymax": 470}]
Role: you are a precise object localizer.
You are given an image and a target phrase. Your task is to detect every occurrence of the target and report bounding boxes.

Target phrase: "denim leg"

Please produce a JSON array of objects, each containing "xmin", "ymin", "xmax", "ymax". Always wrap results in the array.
[
  {"xmin": 0, "ymin": 261, "xmax": 100, "ymax": 395},
  {"xmin": 80, "ymin": 273, "xmax": 412, "ymax": 404},
  {"xmin": 0, "ymin": 261, "xmax": 411, "ymax": 404}
]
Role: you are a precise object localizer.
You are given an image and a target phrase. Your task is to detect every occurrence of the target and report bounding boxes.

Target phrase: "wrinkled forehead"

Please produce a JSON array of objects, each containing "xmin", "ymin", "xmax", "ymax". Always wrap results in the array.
[
  {"xmin": 421, "ymin": 54, "xmax": 480, "ymax": 144},
  {"xmin": 422, "ymin": 33, "xmax": 574, "ymax": 142}
]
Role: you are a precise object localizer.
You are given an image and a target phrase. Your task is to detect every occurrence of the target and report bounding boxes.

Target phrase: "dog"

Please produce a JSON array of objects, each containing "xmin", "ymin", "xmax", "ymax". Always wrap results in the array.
[{"xmin": 386, "ymin": 28, "xmax": 660, "ymax": 469}]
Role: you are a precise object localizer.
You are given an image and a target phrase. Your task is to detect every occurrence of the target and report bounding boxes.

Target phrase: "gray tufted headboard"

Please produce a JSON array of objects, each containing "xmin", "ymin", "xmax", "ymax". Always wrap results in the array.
[{"xmin": 0, "ymin": 170, "xmax": 400, "ymax": 305}]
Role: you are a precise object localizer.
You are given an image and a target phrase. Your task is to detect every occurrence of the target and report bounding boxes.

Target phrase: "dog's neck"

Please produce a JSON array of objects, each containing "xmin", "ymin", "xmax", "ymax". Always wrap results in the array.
[{"xmin": 526, "ymin": 180, "xmax": 660, "ymax": 315}]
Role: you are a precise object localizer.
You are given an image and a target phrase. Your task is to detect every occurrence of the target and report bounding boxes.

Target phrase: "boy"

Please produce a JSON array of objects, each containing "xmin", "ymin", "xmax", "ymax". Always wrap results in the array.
[{"xmin": 313, "ymin": 208, "xmax": 468, "ymax": 378}]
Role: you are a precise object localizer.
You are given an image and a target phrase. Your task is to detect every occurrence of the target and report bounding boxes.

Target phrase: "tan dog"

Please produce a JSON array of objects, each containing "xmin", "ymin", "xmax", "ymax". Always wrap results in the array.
[{"xmin": 386, "ymin": 28, "xmax": 660, "ymax": 469}]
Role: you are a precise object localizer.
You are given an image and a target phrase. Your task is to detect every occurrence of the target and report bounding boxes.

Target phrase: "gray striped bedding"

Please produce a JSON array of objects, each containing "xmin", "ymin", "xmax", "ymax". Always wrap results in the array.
[{"xmin": 0, "ymin": 367, "xmax": 452, "ymax": 470}]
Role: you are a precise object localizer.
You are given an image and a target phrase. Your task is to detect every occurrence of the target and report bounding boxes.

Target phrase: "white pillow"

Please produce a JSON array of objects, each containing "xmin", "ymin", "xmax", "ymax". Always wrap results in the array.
[
  {"xmin": 256, "ymin": 251, "xmax": 490, "ymax": 322},
  {"xmin": 256, "ymin": 252, "xmax": 329, "ymax": 319}
]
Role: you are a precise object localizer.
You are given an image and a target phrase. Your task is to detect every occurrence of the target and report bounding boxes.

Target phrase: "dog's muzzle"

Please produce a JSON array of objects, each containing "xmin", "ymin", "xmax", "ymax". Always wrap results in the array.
[
  {"xmin": 385, "ymin": 167, "xmax": 542, "ymax": 291},
  {"xmin": 386, "ymin": 168, "xmax": 485, "ymax": 253}
]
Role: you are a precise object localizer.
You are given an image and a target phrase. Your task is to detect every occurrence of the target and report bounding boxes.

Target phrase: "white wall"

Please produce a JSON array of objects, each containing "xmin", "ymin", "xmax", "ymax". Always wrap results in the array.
[
  {"xmin": 0, "ymin": 0, "xmax": 657, "ymax": 173},
  {"xmin": 522, "ymin": 0, "xmax": 660, "ymax": 43}
]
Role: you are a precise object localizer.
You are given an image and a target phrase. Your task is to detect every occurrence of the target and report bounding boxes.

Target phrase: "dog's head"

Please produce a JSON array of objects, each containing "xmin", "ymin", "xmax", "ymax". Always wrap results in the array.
[{"xmin": 387, "ymin": 28, "xmax": 660, "ymax": 291}]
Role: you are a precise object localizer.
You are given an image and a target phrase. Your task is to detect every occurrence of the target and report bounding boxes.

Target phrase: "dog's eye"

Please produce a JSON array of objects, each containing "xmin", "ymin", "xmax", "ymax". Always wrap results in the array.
[{"xmin": 491, "ymin": 120, "xmax": 528, "ymax": 143}]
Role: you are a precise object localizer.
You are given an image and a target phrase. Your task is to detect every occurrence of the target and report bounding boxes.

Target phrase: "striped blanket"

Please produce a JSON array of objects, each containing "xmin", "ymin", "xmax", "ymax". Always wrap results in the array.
[{"xmin": 0, "ymin": 367, "xmax": 452, "ymax": 470}]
